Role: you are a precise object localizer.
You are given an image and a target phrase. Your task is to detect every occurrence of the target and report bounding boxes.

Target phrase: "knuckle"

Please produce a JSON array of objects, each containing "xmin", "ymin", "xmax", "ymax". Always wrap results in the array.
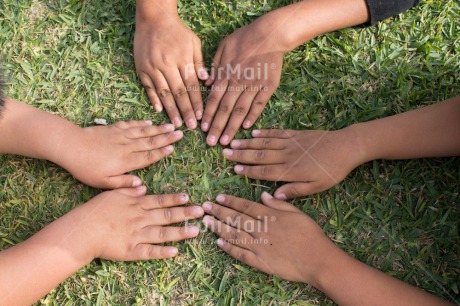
[
  {"xmin": 174, "ymin": 87, "xmax": 187, "ymax": 99},
  {"xmin": 237, "ymin": 251, "xmax": 247, "ymax": 262},
  {"xmin": 262, "ymin": 138, "xmax": 271, "ymax": 148},
  {"xmin": 232, "ymin": 106, "xmax": 247, "ymax": 115},
  {"xmin": 158, "ymin": 88, "xmax": 172, "ymax": 99},
  {"xmin": 158, "ymin": 227, "xmax": 167, "ymax": 240},
  {"xmin": 186, "ymin": 82, "xmax": 200, "ymax": 92},
  {"xmin": 115, "ymin": 121, "xmax": 128, "ymax": 128},
  {"xmin": 254, "ymin": 151, "xmax": 265, "ymax": 161},
  {"xmin": 260, "ymin": 166, "xmax": 268, "ymax": 176},
  {"xmin": 219, "ymin": 104, "xmax": 230, "ymax": 114},
  {"xmin": 156, "ymin": 195, "xmax": 165, "ymax": 207},
  {"xmin": 163, "ymin": 208, "xmax": 173, "ymax": 220},
  {"xmin": 161, "ymin": 54, "xmax": 171, "ymax": 65},
  {"xmin": 209, "ymin": 126, "xmax": 222, "ymax": 135},
  {"xmin": 253, "ymin": 100, "xmax": 266, "ymax": 108},
  {"xmin": 146, "ymin": 150, "xmax": 154, "ymax": 161},
  {"xmin": 147, "ymin": 136, "xmax": 157, "ymax": 147}
]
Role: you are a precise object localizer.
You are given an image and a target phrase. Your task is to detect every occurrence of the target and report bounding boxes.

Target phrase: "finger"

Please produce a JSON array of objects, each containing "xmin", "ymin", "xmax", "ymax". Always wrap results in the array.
[
  {"xmin": 193, "ymin": 38, "xmax": 209, "ymax": 81},
  {"xmin": 241, "ymin": 89, "xmax": 273, "ymax": 129},
  {"xmin": 233, "ymin": 164, "xmax": 287, "ymax": 181},
  {"xmin": 261, "ymin": 191, "xmax": 300, "ymax": 213},
  {"xmin": 206, "ymin": 89, "xmax": 243, "ymax": 146},
  {"xmin": 213, "ymin": 194, "xmax": 267, "ymax": 219},
  {"xmin": 125, "ymin": 124, "xmax": 175, "ymax": 140},
  {"xmin": 180, "ymin": 64, "xmax": 203, "ymax": 122},
  {"xmin": 202, "ymin": 201, "xmax": 256, "ymax": 228},
  {"xmin": 205, "ymin": 43, "xmax": 225, "ymax": 87},
  {"xmin": 139, "ymin": 72, "xmax": 162, "ymax": 112},
  {"xmin": 130, "ymin": 145, "xmax": 175, "ymax": 169},
  {"xmin": 124, "ymin": 120, "xmax": 154, "ymax": 128},
  {"xmin": 275, "ymin": 182, "xmax": 325, "ymax": 200},
  {"xmin": 131, "ymin": 244, "xmax": 178, "ymax": 260},
  {"xmin": 131, "ymin": 130, "xmax": 183, "ymax": 152},
  {"xmin": 112, "ymin": 185, "xmax": 147, "ymax": 197},
  {"xmin": 220, "ymin": 90, "xmax": 257, "ymax": 146},
  {"xmin": 216, "ymin": 238, "xmax": 261, "ymax": 269},
  {"xmin": 201, "ymin": 79, "xmax": 228, "ymax": 132},
  {"xmin": 202, "ymin": 216, "xmax": 254, "ymax": 248},
  {"xmin": 222, "ymin": 148, "xmax": 285, "ymax": 165},
  {"xmin": 140, "ymin": 193, "xmax": 189, "ymax": 210},
  {"xmin": 151, "ymin": 72, "xmax": 182, "ymax": 127},
  {"xmin": 250, "ymin": 129, "xmax": 297, "ymax": 139},
  {"xmin": 105, "ymin": 175, "xmax": 144, "ymax": 189},
  {"xmin": 163, "ymin": 68, "xmax": 196, "ymax": 129},
  {"xmin": 230, "ymin": 138, "xmax": 286, "ymax": 150},
  {"xmin": 143, "ymin": 225, "xmax": 200, "ymax": 244},
  {"xmin": 149, "ymin": 206, "xmax": 204, "ymax": 226}
]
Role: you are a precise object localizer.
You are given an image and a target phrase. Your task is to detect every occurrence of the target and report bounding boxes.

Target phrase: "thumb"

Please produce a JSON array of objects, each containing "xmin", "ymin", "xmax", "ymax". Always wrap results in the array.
[
  {"xmin": 193, "ymin": 39, "xmax": 208, "ymax": 81},
  {"xmin": 261, "ymin": 192, "xmax": 300, "ymax": 213},
  {"xmin": 274, "ymin": 182, "xmax": 320, "ymax": 200},
  {"xmin": 105, "ymin": 175, "xmax": 143, "ymax": 189}
]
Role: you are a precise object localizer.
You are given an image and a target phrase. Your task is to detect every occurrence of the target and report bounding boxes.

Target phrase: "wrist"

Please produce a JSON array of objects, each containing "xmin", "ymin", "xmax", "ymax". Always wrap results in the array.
[{"xmin": 136, "ymin": 0, "xmax": 178, "ymax": 23}]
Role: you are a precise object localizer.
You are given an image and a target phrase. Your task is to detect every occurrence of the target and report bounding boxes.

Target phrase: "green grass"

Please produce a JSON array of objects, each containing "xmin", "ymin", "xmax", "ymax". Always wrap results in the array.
[{"xmin": 1, "ymin": 0, "xmax": 459, "ymax": 304}]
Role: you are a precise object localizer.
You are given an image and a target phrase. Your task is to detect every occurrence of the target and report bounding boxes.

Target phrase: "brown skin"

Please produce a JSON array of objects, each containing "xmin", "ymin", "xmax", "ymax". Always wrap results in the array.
[
  {"xmin": 0, "ymin": 98, "xmax": 183, "ymax": 189},
  {"xmin": 0, "ymin": 187, "xmax": 204, "ymax": 305},
  {"xmin": 224, "ymin": 96, "xmax": 460, "ymax": 199},
  {"xmin": 202, "ymin": 193, "xmax": 452, "ymax": 306},
  {"xmin": 202, "ymin": 0, "xmax": 370, "ymax": 146},
  {"xmin": 134, "ymin": 0, "xmax": 208, "ymax": 129}
]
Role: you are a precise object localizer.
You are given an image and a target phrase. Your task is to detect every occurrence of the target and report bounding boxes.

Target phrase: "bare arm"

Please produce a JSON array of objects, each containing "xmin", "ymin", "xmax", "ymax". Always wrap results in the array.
[{"xmin": 0, "ymin": 188, "xmax": 203, "ymax": 305}]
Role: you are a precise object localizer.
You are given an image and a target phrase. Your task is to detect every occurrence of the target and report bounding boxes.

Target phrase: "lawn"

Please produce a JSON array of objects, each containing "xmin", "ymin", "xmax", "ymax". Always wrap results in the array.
[{"xmin": 0, "ymin": 0, "xmax": 459, "ymax": 305}]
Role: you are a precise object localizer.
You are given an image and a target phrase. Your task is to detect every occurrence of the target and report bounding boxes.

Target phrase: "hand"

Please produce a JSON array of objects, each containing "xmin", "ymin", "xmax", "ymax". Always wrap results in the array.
[
  {"xmin": 201, "ymin": 192, "xmax": 338, "ymax": 285},
  {"xmin": 74, "ymin": 187, "xmax": 204, "ymax": 261},
  {"xmin": 60, "ymin": 120, "xmax": 183, "ymax": 189},
  {"xmin": 134, "ymin": 15, "xmax": 208, "ymax": 129},
  {"xmin": 201, "ymin": 21, "xmax": 284, "ymax": 146},
  {"xmin": 223, "ymin": 128, "xmax": 366, "ymax": 199}
]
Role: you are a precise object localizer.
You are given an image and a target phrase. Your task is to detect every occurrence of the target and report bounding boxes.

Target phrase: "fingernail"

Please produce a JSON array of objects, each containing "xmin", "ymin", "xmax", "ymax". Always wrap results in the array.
[
  {"xmin": 223, "ymin": 149, "xmax": 233, "ymax": 157},
  {"xmin": 217, "ymin": 238, "xmax": 225, "ymax": 247},
  {"xmin": 243, "ymin": 120, "xmax": 252, "ymax": 128},
  {"xmin": 221, "ymin": 135, "xmax": 229, "ymax": 144},
  {"xmin": 196, "ymin": 111, "xmax": 202, "ymax": 120},
  {"xmin": 164, "ymin": 145, "xmax": 174, "ymax": 153},
  {"xmin": 192, "ymin": 206, "xmax": 204, "ymax": 216},
  {"xmin": 164, "ymin": 124, "xmax": 175, "ymax": 131},
  {"xmin": 202, "ymin": 215, "xmax": 212, "ymax": 226},
  {"xmin": 186, "ymin": 226, "xmax": 199, "ymax": 235},
  {"xmin": 186, "ymin": 119, "xmax": 196, "ymax": 129},
  {"xmin": 169, "ymin": 248, "xmax": 178, "ymax": 256},
  {"xmin": 231, "ymin": 140, "xmax": 241, "ymax": 148},
  {"xmin": 154, "ymin": 104, "xmax": 162, "ymax": 112},
  {"xmin": 252, "ymin": 130, "xmax": 261, "ymax": 137},
  {"xmin": 207, "ymin": 135, "xmax": 216, "ymax": 145},
  {"xmin": 234, "ymin": 165, "xmax": 244, "ymax": 173},
  {"xmin": 216, "ymin": 194, "xmax": 225, "ymax": 203},
  {"xmin": 173, "ymin": 130, "xmax": 183, "ymax": 137},
  {"xmin": 202, "ymin": 202, "xmax": 212, "ymax": 212},
  {"xmin": 198, "ymin": 68, "xmax": 209, "ymax": 80},
  {"xmin": 144, "ymin": 120, "xmax": 153, "ymax": 125},
  {"xmin": 136, "ymin": 185, "xmax": 146, "ymax": 192},
  {"xmin": 263, "ymin": 191, "xmax": 274, "ymax": 200},
  {"xmin": 173, "ymin": 118, "xmax": 182, "ymax": 127},
  {"xmin": 180, "ymin": 194, "xmax": 189, "ymax": 202},
  {"xmin": 202, "ymin": 122, "xmax": 209, "ymax": 131},
  {"xmin": 276, "ymin": 193, "xmax": 287, "ymax": 200},
  {"xmin": 132, "ymin": 178, "xmax": 142, "ymax": 187}
]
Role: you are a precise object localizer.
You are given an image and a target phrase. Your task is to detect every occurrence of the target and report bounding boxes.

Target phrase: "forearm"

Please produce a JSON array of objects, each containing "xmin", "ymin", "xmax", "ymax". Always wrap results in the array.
[
  {"xmin": 136, "ymin": 0, "xmax": 178, "ymax": 22},
  {"xmin": 352, "ymin": 96, "xmax": 460, "ymax": 161},
  {"xmin": 0, "ymin": 207, "xmax": 94, "ymax": 305},
  {"xmin": 253, "ymin": 0, "xmax": 369, "ymax": 53},
  {"xmin": 312, "ymin": 247, "xmax": 451, "ymax": 306},
  {"xmin": 0, "ymin": 97, "xmax": 81, "ymax": 165}
]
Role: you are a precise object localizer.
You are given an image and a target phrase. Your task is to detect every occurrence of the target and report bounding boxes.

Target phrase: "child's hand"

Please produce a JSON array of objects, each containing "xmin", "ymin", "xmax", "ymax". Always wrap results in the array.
[
  {"xmin": 134, "ymin": 15, "xmax": 207, "ymax": 129},
  {"xmin": 223, "ymin": 128, "xmax": 366, "ymax": 199},
  {"xmin": 201, "ymin": 192, "xmax": 337, "ymax": 285},
  {"xmin": 201, "ymin": 21, "xmax": 284, "ymax": 146},
  {"xmin": 73, "ymin": 187, "xmax": 204, "ymax": 261},
  {"xmin": 60, "ymin": 120, "xmax": 183, "ymax": 189}
]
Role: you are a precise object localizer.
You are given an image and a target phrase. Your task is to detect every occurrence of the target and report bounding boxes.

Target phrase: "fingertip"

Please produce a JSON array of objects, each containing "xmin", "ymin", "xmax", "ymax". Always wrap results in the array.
[
  {"xmin": 144, "ymin": 120, "xmax": 153, "ymax": 126},
  {"xmin": 234, "ymin": 165, "xmax": 244, "ymax": 174},
  {"xmin": 163, "ymin": 145, "xmax": 174, "ymax": 154},
  {"xmin": 201, "ymin": 122, "xmax": 209, "ymax": 132},
  {"xmin": 186, "ymin": 119, "xmax": 197, "ymax": 130},
  {"xmin": 196, "ymin": 110, "xmax": 203, "ymax": 120},
  {"xmin": 230, "ymin": 140, "xmax": 241, "ymax": 149},
  {"xmin": 154, "ymin": 104, "xmax": 163, "ymax": 113},
  {"xmin": 197, "ymin": 68, "xmax": 209, "ymax": 80},
  {"xmin": 222, "ymin": 149, "xmax": 233, "ymax": 158},
  {"xmin": 274, "ymin": 192, "xmax": 287, "ymax": 201},
  {"xmin": 192, "ymin": 206, "xmax": 204, "ymax": 217},
  {"xmin": 261, "ymin": 191, "xmax": 274, "ymax": 203},
  {"xmin": 217, "ymin": 238, "xmax": 225, "ymax": 247},
  {"xmin": 163, "ymin": 124, "xmax": 175, "ymax": 131},
  {"xmin": 173, "ymin": 130, "xmax": 184, "ymax": 138},
  {"xmin": 136, "ymin": 185, "xmax": 147, "ymax": 194},
  {"xmin": 243, "ymin": 120, "xmax": 253, "ymax": 129},
  {"xmin": 216, "ymin": 194, "xmax": 225, "ymax": 203},
  {"xmin": 207, "ymin": 134, "xmax": 217, "ymax": 146},
  {"xmin": 220, "ymin": 135, "xmax": 230, "ymax": 146},
  {"xmin": 252, "ymin": 130, "xmax": 261, "ymax": 137},
  {"xmin": 132, "ymin": 177, "xmax": 142, "ymax": 188},
  {"xmin": 186, "ymin": 225, "xmax": 199, "ymax": 236},
  {"xmin": 168, "ymin": 247, "xmax": 178, "ymax": 257},
  {"xmin": 179, "ymin": 194, "xmax": 189, "ymax": 203}
]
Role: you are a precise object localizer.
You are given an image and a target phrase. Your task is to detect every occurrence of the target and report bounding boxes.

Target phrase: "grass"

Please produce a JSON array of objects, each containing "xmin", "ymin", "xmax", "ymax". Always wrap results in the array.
[{"xmin": 0, "ymin": 0, "xmax": 459, "ymax": 304}]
